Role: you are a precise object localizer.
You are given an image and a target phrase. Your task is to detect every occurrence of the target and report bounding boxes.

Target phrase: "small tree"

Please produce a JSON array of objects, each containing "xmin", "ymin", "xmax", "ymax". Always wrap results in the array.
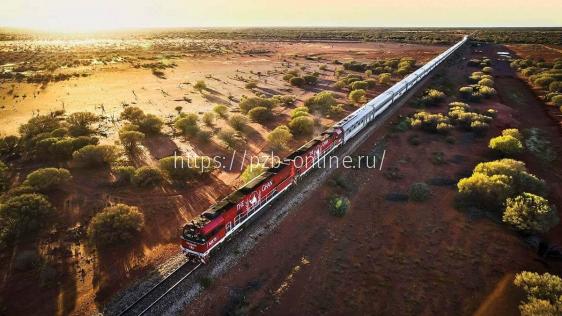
[
  {"xmin": 489, "ymin": 135, "xmax": 524, "ymax": 156},
  {"xmin": 0, "ymin": 193, "xmax": 55, "ymax": 236},
  {"xmin": 66, "ymin": 112, "xmax": 99, "ymax": 136},
  {"xmin": 289, "ymin": 116, "xmax": 314, "ymax": 137},
  {"xmin": 240, "ymin": 164, "xmax": 265, "ymax": 183},
  {"xmin": 73, "ymin": 145, "xmax": 119, "ymax": 167},
  {"xmin": 213, "ymin": 104, "xmax": 229, "ymax": 118},
  {"xmin": 267, "ymin": 125, "xmax": 293, "ymax": 150},
  {"xmin": 119, "ymin": 130, "xmax": 145, "ymax": 152},
  {"xmin": 248, "ymin": 107, "xmax": 272, "ymax": 123},
  {"xmin": 503, "ymin": 193, "xmax": 558, "ymax": 234},
  {"xmin": 25, "ymin": 168, "xmax": 71, "ymax": 191},
  {"xmin": 228, "ymin": 114, "xmax": 249, "ymax": 131},
  {"xmin": 19, "ymin": 115, "xmax": 61, "ymax": 140},
  {"xmin": 133, "ymin": 166, "xmax": 164, "ymax": 188},
  {"xmin": 175, "ymin": 114, "xmax": 200, "ymax": 138},
  {"xmin": 87, "ymin": 204, "xmax": 144, "ymax": 248},
  {"xmin": 349, "ymin": 89, "xmax": 366, "ymax": 104}
]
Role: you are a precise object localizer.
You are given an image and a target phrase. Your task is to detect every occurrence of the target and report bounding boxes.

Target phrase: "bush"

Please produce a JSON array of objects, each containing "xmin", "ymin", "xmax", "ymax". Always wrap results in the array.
[
  {"xmin": 418, "ymin": 89, "xmax": 445, "ymax": 106},
  {"xmin": 349, "ymin": 89, "xmax": 366, "ymax": 104},
  {"xmin": 478, "ymin": 78, "xmax": 494, "ymax": 87},
  {"xmin": 503, "ymin": 193, "xmax": 558, "ymax": 234},
  {"xmin": 25, "ymin": 168, "xmax": 71, "ymax": 191},
  {"xmin": 328, "ymin": 196, "xmax": 350, "ymax": 217},
  {"xmin": 87, "ymin": 204, "xmax": 144, "ymax": 248},
  {"xmin": 350, "ymin": 80, "xmax": 369, "ymax": 90},
  {"xmin": 119, "ymin": 130, "xmax": 145, "ymax": 152},
  {"xmin": 194, "ymin": 80, "xmax": 207, "ymax": 92},
  {"xmin": 120, "ymin": 107, "xmax": 145, "ymax": 124},
  {"xmin": 240, "ymin": 164, "xmax": 265, "ymax": 184},
  {"xmin": 138, "ymin": 114, "xmax": 163, "ymax": 135},
  {"xmin": 288, "ymin": 116, "xmax": 314, "ymax": 136},
  {"xmin": 239, "ymin": 97, "xmax": 276, "ymax": 114},
  {"xmin": 202, "ymin": 112, "xmax": 215, "ymax": 126},
  {"xmin": 502, "ymin": 128, "xmax": 523, "ymax": 141},
  {"xmin": 291, "ymin": 107, "xmax": 310, "ymax": 119},
  {"xmin": 304, "ymin": 91, "xmax": 337, "ymax": 114},
  {"xmin": 549, "ymin": 81, "xmax": 562, "ymax": 93},
  {"xmin": 514, "ymin": 272, "xmax": 562, "ymax": 315},
  {"xmin": 0, "ymin": 193, "xmax": 54, "ymax": 235},
  {"xmin": 216, "ymin": 130, "xmax": 239, "ymax": 149},
  {"xmin": 378, "ymin": 73, "xmax": 392, "ymax": 85},
  {"xmin": 482, "ymin": 67, "xmax": 493, "ymax": 74},
  {"xmin": 73, "ymin": 145, "xmax": 119, "ymax": 167},
  {"xmin": 175, "ymin": 114, "xmax": 200, "ymax": 138},
  {"xmin": 159, "ymin": 156, "xmax": 214, "ymax": 181},
  {"xmin": 409, "ymin": 182, "xmax": 431, "ymax": 202},
  {"xmin": 228, "ymin": 114, "xmax": 249, "ymax": 131},
  {"xmin": 133, "ymin": 166, "xmax": 164, "ymax": 188},
  {"xmin": 113, "ymin": 166, "xmax": 135, "ymax": 185},
  {"xmin": 245, "ymin": 81, "xmax": 257, "ymax": 89},
  {"xmin": 303, "ymin": 74, "xmax": 318, "ymax": 85},
  {"xmin": 489, "ymin": 135, "xmax": 524, "ymax": 156},
  {"xmin": 552, "ymin": 95, "xmax": 562, "ymax": 106},
  {"xmin": 19, "ymin": 115, "xmax": 61, "ymax": 140},
  {"xmin": 289, "ymin": 76, "xmax": 305, "ymax": 87},
  {"xmin": 213, "ymin": 104, "xmax": 229, "ymax": 118},
  {"xmin": 66, "ymin": 112, "xmax": 99, "ymax": 136},
  {"xmin": 248, "ymin": 106, "xmax": 272, "ymax": 123},
  {"xmin": 267, "ymin": 125, "xmax": 293, "ymax": 150},
  {"xmin": 479, "ymin": 86, "xmax": 497, "ymax": 98}
]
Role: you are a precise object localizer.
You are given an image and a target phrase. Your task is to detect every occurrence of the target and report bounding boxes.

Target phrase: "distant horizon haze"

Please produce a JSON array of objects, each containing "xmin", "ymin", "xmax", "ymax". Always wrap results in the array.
[{"xmin": 1, "ymin": 0, "xmax": 560, "ymax": 33}]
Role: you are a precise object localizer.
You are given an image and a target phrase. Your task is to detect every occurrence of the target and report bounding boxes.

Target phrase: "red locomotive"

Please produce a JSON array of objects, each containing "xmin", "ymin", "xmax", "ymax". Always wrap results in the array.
[{"xmin": 181, "ymin": 128, "xmax": 343, "ymax": 262}]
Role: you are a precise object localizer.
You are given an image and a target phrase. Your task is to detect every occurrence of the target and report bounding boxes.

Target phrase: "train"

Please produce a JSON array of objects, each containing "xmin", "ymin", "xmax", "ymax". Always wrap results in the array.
[{"xmin": 180, "ymin": 36, "xmax": 468, "ymax": 263}]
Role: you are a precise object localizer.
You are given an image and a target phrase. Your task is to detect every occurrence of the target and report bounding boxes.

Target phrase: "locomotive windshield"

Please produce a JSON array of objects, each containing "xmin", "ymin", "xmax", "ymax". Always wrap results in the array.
[{"xmin": 182, "ymin": 225, "xmax": 206, "ymax": 244}]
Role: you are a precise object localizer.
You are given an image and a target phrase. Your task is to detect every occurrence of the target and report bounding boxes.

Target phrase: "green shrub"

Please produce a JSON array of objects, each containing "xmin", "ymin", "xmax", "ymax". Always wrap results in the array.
[
  {"xmin": 525, "ymin": 128, "xmax": 557, "ymax": 163},
  {"xmin": 303, "ymin": 74, "xmax": 318, "ymax": 85},
  {"xmin": 133, "ymin": 166, "xmax": 164, "ymax": 188},
  {"xmin": 289, "ymin": 76, "xmax": 305, "ymax": 87},
  {"xmin": 288, "ymin": 116, "xmax": 314, "ymax": 136},
  {"xmin": 194, "ymin": 80, "xmax": 207, "ymax": 92},
  {"xmin": 239, "ymin": 97, "xmax": 276, "ymax": 114},
  {"xmin": 159, "ymin": 156, "xmax": 214, "ymax": 181},
  {"xmin": 482, "ymin": 67, "xmax": 493, "ymax": 74},
  {"xmin": 348, "ymin": 89, "xmax": 366, "ymax": 104},
  {"xmin": 228, "ymin": 114, "xmax": 249, "ymax": 131},
  {"xmin": 514, "ymin": 271, "xmax": 562, "ymax": 314},
  {"xmin": 479, "ymin": 85, "xmax": 497, "ymax": 98},
  {"xmin": 73, "ymin": 145, "xmax": 119, "ymax": 167},
  {"xmin": 272, "ymin": 95, "xmax": 296, "ymax": 107},
  {"xmin": 552, "ymin": 95, "xmax": 562, "ymax": 106},
  {"xmin": 478, "ymin": 78, "xmax": 494, "ymax": 87},
  {"xmin": 267, "ymin": 125, "xmax": 293, "ymax": 150},
  {"xmin": 138, "ymin": 114, "xmax": 163, "ymax": 135},
  {"xmin": 87, "ymin": 204, "xmax": 144, "ymax": 248},
  {"xmin": 0, "ymin": 135, "xmax": 20, "ymax": 156},
  {"xmin": 503, "ymin": 193, "xmax": 558, "ymax": 233},
  {"xmin": 245, "ymin": 81, "xmax": 257, "ymax": 89},
  {"xmin": 19, "ymin": 114, "xmax": 61, "ymax": 140},
  {"xmin": 248, "ymin": 107, "xmax": 272, "ymax": 123},
  {"xmin": 489, "ymin": 135, "xmax": 524, "ymax": 156},
  {"xmin": 418, "ymin": 89, "xmax": 445, "ymax": 107},
  {"xmin": 66, "ymin": 112, "xmax": 99, "ymax": 136},
  {"xmin": 378, "ymin": 73, "xmax": 392, "ymax": 85},
  {"xmin": 213, "ymin": 104, "xmax": 229, "ymax": 118},
  {"xmin": 409, "ymin": 182, "xmax": 431, "ymax": 202},
  {"xmin": 0, "ymin": 193, "xmax": 54, "ymax": 235},
  {"xmin": 120, "ymin": 107, "xmax": 145, "ymax": 124},
  {"xmin": 304, "ymin": 91, "xmax": 337, "ymax": 114},
  {"xmin": 502, "ymin": 128, "xmax": 523, "ymax": 140},
  {"xmin": 549, "ymin": 81, "xmax": 562, "ymax": 93},
  {"xmin": 119, "ymin": 130, "xmax": 145, "ymax": 152},
  {"xmin": 175, "ymin": 114, "xmax": 200, "ymax": 138},
  {"xmin": 25, "ymin": 168, "xmax": 71, "ymax": 191},
  {"xmin": 328, "ymin": 195, "xmax": 350, "ymax": 217},
  {"xmin": 113, "ymin": 166, "xmax": 135, "ymax": 185},
  {"xmin": 240, "ymin": 164, "xmax": 265, "ymax": 184},
  {"xmin": 202, "ymin": 112, "xmax": 215, "ymax": 126},
  {"xmin": 350, "ymin": 80, "xmax": 369, "ymax": 90},
  {"xmin": 410, "ymin": 112, "xmax": 450, "ymax": 133},
  {"xmin": 291, "ymin": 107, "xmax": 310, "ymax": 118}
]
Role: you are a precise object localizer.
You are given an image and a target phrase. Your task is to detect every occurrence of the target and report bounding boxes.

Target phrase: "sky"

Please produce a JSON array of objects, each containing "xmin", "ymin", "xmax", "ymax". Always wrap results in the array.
[{"xmin": 1, "ymin": 0, "xmax": 561, "ymax": 32}]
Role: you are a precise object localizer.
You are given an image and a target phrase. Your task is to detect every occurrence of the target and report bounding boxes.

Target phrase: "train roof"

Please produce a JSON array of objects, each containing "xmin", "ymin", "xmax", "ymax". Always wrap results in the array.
[{"xmin": 285, "ymin": 138, "xmax": 321, "ymax": 160}]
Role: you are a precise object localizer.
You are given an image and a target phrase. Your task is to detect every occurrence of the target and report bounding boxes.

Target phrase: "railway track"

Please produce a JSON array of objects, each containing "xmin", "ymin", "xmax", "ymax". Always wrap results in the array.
[{"xmin": 116, "ymin": 261, "xmax": 202, "ymax": 316}]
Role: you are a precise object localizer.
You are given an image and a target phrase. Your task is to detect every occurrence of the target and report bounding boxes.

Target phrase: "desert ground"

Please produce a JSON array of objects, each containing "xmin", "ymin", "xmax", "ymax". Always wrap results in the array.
[
  {"xmin": 0, "ymin": 36, "xmax": 448, "ymax": 315},
  {"xmin": 181, "ymin": 43, "xmax": 562, "ymax": 316}
]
